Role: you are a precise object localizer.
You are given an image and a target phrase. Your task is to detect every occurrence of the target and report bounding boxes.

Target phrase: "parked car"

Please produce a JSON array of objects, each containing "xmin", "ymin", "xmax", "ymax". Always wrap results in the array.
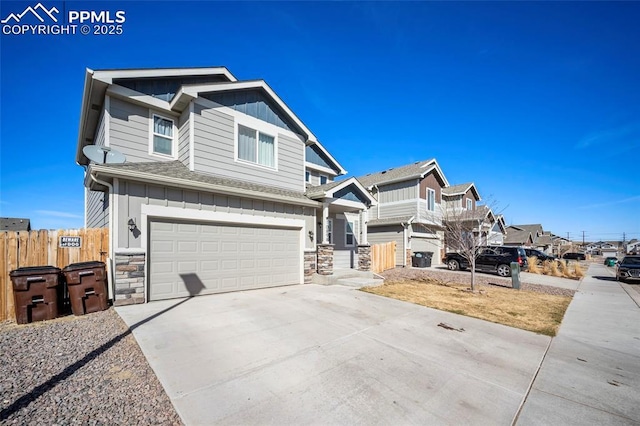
[
  {"xmin": 563, "ymin": 252, "xmax": 586, "ymax": 261},
  {"xmin": 616, "ymin": 255, "xmax": 640, "ymax": 283},
  {"xmin": 524, "ymin": 248, "xmax": 557, "ymax": 263},
  {"xmin": 443, "ymin": 246, "xmax": 528, "ymax": 277},
  {"xmin": 604, "ymin": 256, "xmax": 618, "ymax": 266}
]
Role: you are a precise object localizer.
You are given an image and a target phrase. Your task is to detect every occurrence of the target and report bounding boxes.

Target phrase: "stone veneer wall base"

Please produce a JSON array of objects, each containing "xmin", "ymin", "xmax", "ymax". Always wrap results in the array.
[{"xmin": 114, "ymin": 252, "xmax": 145, "ymax": 306}]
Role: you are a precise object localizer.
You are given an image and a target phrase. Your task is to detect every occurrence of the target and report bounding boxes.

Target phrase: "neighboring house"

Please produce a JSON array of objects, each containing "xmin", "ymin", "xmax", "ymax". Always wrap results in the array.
[
  {"xmin": 77, "ymin": 66, "xmax": 376, "ymax": 305},
  {"xmin": 356, "ymin": 159, "xmax": 450, "ymax": 266},
  {"xmin": 504, "ymin": 225, "xmax": 534, "ymax": 246},
  {"xmin": 441, "ymin": 182, "xmax": 479, "ymax": 213},
  {"xmin": 487, "ymin": 214, "xmax": 507, "ymax": 246},
  {"xmin": 627, "ymin": 240, "xmax": 640, "ymax": 255},
  {"xmin": 503, "ymin": 224, "xmax": 552, "ymax": 252},
  {"xmin": 441, "ymin": 182, "xmax": 499, "ymax": 248},
  {"xmin": 1, "ymin": 217, "xmax": 31, "ymax": 232},
  {"xmin": 549, "ymin": 233, "xmax": 573, "ymax": 256}
]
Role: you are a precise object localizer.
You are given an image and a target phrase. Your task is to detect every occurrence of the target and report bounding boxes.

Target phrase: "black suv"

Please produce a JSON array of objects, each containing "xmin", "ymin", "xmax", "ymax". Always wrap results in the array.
[
  {"xmin": 616, "ymin": 255, "xmax": 640, "ymax": 283},
  {"xmin": 563, "ymin": 252, "xmax": 586, "ymax": 260},
  {"xmin": 443, "ymin": 246, "xmax": 528, "ymax": 277},
  {"xmin": 524, "ymin": 248, "xmax": 557, "ymax": 263}
]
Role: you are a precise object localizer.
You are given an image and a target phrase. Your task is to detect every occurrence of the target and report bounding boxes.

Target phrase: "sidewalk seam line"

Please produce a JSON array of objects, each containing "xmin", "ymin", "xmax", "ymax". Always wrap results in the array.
[{"xmin": 510, "ymin": 336, "xmax": 553, "ymax": 426}]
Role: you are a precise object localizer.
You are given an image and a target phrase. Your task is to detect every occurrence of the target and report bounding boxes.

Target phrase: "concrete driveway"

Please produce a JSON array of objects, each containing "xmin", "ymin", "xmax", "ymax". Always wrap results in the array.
[{"xmin": 116, "ymin": 284, "xmax": 549, "ymax": 425}]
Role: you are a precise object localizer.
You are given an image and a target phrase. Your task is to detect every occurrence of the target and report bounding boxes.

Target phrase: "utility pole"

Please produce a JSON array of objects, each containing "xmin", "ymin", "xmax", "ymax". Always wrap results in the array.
[{"xmin": 582, "ymin": 231, "xmax": 585, "ymax": 248}]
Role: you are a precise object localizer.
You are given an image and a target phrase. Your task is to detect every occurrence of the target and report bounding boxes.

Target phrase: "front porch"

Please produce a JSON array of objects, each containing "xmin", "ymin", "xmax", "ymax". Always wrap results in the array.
[{"xmin": 304, "ymin": 177, "xmax": 377, "ymax": 281}]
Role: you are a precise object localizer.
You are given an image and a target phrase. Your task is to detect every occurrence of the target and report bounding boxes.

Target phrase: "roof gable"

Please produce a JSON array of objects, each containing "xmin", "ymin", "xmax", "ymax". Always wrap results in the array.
[
  {"xmin": 357, "ymin": 159, "xmax": 449, "ymax": 189},
  {"xmin": 442, "ymin": 182, "xmax": 481, "ymax": 201}
]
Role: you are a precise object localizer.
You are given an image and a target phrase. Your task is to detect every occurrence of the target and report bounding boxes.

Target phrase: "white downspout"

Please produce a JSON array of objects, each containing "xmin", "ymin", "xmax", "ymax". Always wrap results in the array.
[{"xmin": 90, "ymin": 171, "xmax": 115, "ymax": 301}]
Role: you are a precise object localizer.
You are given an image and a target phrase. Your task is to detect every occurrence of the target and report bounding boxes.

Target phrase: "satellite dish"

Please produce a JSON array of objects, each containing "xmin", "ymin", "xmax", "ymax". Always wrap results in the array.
[{"xmin": 83, "ymin": 145, "xmax": 126, "ymax": 164}]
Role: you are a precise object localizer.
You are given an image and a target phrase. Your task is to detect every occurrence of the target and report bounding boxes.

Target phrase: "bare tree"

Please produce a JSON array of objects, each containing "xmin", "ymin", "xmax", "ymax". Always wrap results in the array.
[{"xmin": 440, "ymin": 205, "xmax": 497, "ymax": 291}]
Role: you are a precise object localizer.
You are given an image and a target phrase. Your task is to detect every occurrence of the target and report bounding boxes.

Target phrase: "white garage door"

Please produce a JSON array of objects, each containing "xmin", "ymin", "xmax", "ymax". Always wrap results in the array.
[{"xmin": 149, "ymin": 220, "xmax": 301, "ymax": 301}]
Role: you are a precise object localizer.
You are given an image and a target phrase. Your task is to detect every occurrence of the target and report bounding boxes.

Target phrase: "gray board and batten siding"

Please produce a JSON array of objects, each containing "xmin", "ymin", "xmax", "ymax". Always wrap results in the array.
[
  {"xmin": 86, "ymin": 109, "xmax": 108, "ymax": 228},
  {"xmin": 306, "ymin": 145, "xmax": 341, "ymax": 174},
  {"xmin": 202, "ymin": 89, "xmax": 300, "ymax": 134},
  {"xmin": 115, "ymin": 181, "xmax": 316, "ymax": 251},
  {"xmin": 114, "ymin": 75, "xmax": 230, "ymax": 102}
]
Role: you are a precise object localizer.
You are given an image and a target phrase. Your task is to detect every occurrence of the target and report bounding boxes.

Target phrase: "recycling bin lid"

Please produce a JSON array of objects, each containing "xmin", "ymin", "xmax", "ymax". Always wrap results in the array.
[
  {"xmin": 62, "ymin": 261, "xmax": 106, "ymax": 272},
  {"xmin": 9, "ymin": 266, "xmax": 61, "ymax": 277}
]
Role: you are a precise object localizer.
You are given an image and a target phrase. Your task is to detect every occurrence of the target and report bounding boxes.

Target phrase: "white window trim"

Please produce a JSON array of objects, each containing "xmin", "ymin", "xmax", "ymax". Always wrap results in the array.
[
  {"xmin": 427, "ymin": 188, "xmax": 436, "ymax": 212},
  {"xmin": 305, "ymin": 170, "xmax": 311, "ymax": 183},
  {"xmin": 345, "ymin": 220, "xmax": 358, "ymax": 247},
  {"xmin": 466, "ymin": 198, "xmax": 473, "ymax": 210},
  {"xmin": 148, "ymin": 112, "xmax": 177, "ymax": 159},
  {"xmin": 319, "ymin": 174, "xmax": 328, "ymax": 185},
  {"xmin": 234, "ymin": 122, "xmax": 279, "ymax": 171}
]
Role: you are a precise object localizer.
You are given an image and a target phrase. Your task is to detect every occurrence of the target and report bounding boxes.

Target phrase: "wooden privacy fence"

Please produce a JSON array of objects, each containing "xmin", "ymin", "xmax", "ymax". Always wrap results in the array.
[
  {"xmin": 371, "ymin": 241, "xmax": 396, "ymax": 274},
  {"xmin": 0, "ymin": 228, "xmax": 108, "ymax": 322}
]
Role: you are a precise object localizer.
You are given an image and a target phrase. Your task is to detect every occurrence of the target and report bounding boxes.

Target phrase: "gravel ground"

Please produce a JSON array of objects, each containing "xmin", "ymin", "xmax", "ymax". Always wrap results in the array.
[
  {"xmin": 381, "ymin": 267, "xmax": 576, "ymax": 297},
  {"xmin": 0, "ymin": 308, "xmax": 182, "ymax": 425}
]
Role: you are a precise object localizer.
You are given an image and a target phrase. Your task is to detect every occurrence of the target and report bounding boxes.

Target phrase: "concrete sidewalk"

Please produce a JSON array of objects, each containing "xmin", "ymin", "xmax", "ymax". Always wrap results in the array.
[{"xmin": 516, "ymin": 264, "xmax": 640, "ymax": 425}]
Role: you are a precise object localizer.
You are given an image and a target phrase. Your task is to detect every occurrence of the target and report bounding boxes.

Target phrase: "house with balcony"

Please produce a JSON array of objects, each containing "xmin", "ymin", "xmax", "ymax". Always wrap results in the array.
[{"xmin": 77, "ymin": 66, "xmax": 376, "ymax": 304}]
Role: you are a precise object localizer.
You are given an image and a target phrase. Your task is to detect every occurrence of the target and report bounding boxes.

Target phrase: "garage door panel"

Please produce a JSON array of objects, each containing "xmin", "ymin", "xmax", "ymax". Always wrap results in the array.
[{"xmin": 149, "ymin": 220, "xmax": 301, "ymax": 301}]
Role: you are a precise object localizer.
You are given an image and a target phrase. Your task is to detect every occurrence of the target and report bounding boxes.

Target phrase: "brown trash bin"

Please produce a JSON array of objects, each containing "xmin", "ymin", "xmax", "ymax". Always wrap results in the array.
[
  {"xmin": 10, "ymin": 266, "xmax": 61, "ymax": 324},
  {"xmin": 62, "ymin": 261, "xmax": 109, "ymax": 316}
]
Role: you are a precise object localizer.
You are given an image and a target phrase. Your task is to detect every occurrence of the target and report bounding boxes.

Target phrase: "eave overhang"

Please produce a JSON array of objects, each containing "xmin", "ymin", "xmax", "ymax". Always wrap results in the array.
[{"xmin": 87, "ymin": 165, "xmax": 321, "ymax": 208}]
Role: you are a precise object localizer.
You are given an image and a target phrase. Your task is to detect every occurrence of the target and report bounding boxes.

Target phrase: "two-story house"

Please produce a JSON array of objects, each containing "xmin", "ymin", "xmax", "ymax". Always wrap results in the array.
[
  {"xmin": 356, "ymin": 159, "xmax": 450, "ymax": 266},
  {"xmin": 76, "ymin": 67, "xmax": 375, "ymax": 304}
]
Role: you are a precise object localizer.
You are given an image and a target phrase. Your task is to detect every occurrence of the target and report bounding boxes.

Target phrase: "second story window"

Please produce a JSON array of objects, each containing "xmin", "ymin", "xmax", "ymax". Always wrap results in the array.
[
  {"xmin": 305, "ymin": 171, "xmax": 311, "ymax": 183},
  {"xmin": 152, "ymin": 114, "xmax": 174, "ymax": 156},
  {"xmin": 320, "ymin": 175, "xmax": 328, "ymax": 185},
  {"xmin": 466, "ymin": 198, "xmax": 473, "ymax": 210},
  {"xmin": 427, "ymin": 188, "xmax": 435, "ymax": 212},
  {"xmin": 238, "ymin": 124, "xmax": 275, "ymax": 168}
]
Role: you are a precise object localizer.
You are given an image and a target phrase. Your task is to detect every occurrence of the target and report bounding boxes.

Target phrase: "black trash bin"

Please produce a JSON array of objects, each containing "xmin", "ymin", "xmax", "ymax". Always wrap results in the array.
[
  {"xmin": 9, "ymin": 266, "xmax": 61, "ymax": 324},
  {"xmin": 62, "ymin": 261, "xmax": 109, "ymax": 316},
  {"xmin": 411, "ymin": 251, "xmax": 434, "ymax": 268}
]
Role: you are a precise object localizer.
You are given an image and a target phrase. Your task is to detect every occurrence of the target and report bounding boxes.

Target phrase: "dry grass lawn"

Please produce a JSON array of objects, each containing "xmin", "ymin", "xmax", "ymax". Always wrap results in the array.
[{"xmin": 362, "ymin": 279, "xmax": 572, "ymax": 336}]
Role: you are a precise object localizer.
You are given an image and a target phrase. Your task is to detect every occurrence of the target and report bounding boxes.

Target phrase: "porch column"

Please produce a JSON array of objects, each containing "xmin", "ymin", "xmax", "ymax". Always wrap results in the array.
[
  {"xmin": 361, "ymin": 209, "xmax": 369, "ymax": 245},
  {"xmin": 321, "ymin": 202, "xmax": 329, "ymax": 244}
]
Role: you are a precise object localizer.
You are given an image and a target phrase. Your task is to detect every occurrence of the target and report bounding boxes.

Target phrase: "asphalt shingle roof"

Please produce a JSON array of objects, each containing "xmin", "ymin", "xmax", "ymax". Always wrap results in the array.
[
  {"xmin": 95, "ymin": 161, "xmax": 310, "ymax": 201},
  {"xmin": 368, "ymin": 216, "xmax": 414, "ymax": 227},
  {"xmin": 1, "ymin": 218, "xmax": 31, "ymax": 232},
  {"xmin": 442, "ymin": 183, "xmax": 473, "ymax": 196},
  {"xmin": 304, "ymin": 181, "xmax": 344, "ymax": 198},
  {"xmin": 356, "ymin": 159, "xmax": 437, "ymax": 188}
]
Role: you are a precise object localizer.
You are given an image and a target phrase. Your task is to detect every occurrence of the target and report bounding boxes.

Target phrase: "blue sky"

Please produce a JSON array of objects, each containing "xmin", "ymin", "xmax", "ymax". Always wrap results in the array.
[{"xmin": 1, "ymin": 1, "xmax": 639, "ymax": 242}]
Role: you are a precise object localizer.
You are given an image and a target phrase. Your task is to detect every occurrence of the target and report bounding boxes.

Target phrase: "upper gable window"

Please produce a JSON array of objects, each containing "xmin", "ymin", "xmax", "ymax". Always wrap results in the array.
[
  {"xmin": 237, "ymin": 124, "xmax": 275, "ymax": 168},
  {"xmin": 427, "ymin": 188, "xmax": 436, "ymax": 212},
  {"xmin": 466, "ymin": 198, "xmax": 473, "ymax": 210},
  {"xmin": 150, "ymin": 114, "xmax": 175, "ymax": 157}
]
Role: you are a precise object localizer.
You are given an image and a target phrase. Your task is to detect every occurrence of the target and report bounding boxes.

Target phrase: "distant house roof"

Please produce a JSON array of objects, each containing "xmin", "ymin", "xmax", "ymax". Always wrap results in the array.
[
  {"xmin": 505, "ymin": 225, "xmax": 534, "ymax": 245},
  {"xmin": 88, "ymin": 161, "xmax": 319, "ymax": 207},
  {"xmin": 442, "ymin": 182, "xmax": 481, "ymax": 201},
  {"xmin": 356, "ymin": 159, "xmax": 449, "ymax": 189},
  {"xmin": 1, "ymin": 217, "xmax": 31, "ymax": 232}
]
